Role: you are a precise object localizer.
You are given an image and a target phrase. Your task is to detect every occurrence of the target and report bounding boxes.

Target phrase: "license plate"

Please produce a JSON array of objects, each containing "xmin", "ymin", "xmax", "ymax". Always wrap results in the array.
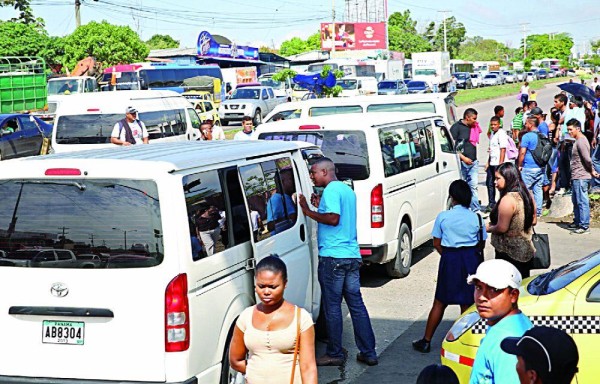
[{"xmin": 42, "ymin": 320, "xmax": 84, "ymax": 345}]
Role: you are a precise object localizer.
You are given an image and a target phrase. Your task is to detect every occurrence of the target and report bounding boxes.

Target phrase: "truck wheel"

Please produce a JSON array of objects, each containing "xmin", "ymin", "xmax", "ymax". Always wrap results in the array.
[
  {"xmin": 385, "ymin": 223, "xmax": 412, "ymax": 278},
  {"xmin": 253, "ymin": 109, "xmax": 262, "ymax": 126},
  {"xmin": 221, "ymin": 120, "xmax": 229, "ymax": 126}
]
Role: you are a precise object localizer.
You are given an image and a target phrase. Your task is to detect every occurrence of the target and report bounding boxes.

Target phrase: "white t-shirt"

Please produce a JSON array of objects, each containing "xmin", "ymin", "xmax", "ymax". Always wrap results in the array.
[
  {"xmin": 250, "ymin": 210, "xmax": 260, "ymax": 231},
  {"xmin": 211, "ymin": 125, "xmax": 226, "ymax": 140},
  {"xmin": 233, "ymin": 130, "xmax": 253, "ymax": 141},
  {"xmin": 489, "ymin": 129, "xmax": 509, "ymax": 166},
  {"xmin": 520, "ymin": 85, "xmax": 529, "ymax": 95},
  {"xmin": 591, "ymin": 82, "xmax": 600, "ymax": 91},
  {"xmin": 111, "ymin": 120, "xmax": 149, "ymax": 144}
]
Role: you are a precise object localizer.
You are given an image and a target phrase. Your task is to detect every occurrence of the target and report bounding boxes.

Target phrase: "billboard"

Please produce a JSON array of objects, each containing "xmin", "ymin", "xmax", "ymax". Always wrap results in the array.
[
  {"xmin": 320, "ymin": 22, "xmax": 387, "ymax": 51},
  {"xmin": 197, "ymin": 31, "xmax": 259, "ymax": 61}
]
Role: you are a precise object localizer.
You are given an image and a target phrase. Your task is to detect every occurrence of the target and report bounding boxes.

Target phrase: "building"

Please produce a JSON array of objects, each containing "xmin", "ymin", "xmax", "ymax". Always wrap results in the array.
[{"xmin": 344, "ymin": 0, "xmax": 386, "ymax": 22}]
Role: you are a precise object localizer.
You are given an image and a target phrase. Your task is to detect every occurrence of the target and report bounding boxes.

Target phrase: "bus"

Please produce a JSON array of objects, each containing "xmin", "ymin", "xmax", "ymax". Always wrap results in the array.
[
  {"xmin": 450, "ymin": 59, "xmax": 474, "ymax": 74},
  {"xmin": 101, "ymin": 63, "xmax": 224, "ymax": 103},
  {"xmin": 307, "ymin": 59, "xmax": 377, "ymax": 78}
]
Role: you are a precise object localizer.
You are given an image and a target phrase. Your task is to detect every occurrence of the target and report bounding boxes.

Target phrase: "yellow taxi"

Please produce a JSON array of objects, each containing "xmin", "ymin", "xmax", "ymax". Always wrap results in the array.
[
  {"xmin": 441, "ymin": 250, "xmax": 600, "ymax": 384},
  {"xmin": 187, "ymin": 98, "xmax": 221, "ymax": 126}
]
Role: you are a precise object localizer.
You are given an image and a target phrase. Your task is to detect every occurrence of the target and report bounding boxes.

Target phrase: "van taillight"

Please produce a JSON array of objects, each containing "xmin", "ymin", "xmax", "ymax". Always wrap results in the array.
[
  {"xmin": 299, "ymin": 125, "xmax": 321, "ymax": 130},
  {"xmin": 165, "ymin": 274, "xmax": 189, "ymax": 352},
  {"xmin": 45, "ymin": 168, "xmax": 81, "ymax": 176},
  {"xmin": 371, "ymin": 184, "xmax": 384, "ymax": 228}
]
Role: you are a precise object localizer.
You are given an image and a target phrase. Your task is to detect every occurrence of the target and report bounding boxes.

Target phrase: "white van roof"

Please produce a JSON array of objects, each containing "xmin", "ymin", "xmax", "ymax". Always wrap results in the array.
[{"xmin": 16, "ymin": 141, "xmax": 305, "ymax": 173}]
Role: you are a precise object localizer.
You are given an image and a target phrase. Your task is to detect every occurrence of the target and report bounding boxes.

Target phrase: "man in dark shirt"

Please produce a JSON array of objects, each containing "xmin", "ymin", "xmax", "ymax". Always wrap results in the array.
[{"xmin": 450, "ymin": 108, "xmax": 480, "ymax": 212}]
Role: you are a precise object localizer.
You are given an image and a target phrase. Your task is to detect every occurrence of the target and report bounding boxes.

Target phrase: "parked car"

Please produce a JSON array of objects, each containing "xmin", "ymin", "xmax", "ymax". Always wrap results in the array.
[
  {"xmin": 0, "ymin": 114, "xmax": 52, "ymax": 160},
  {"xmin": 516, "ymin": 71, "xmax": 525, "ymax": 82},
  {"xmin": 470, "ymin": 73, "xmax": 482, "ymax": 88},
  {"xmin": 547, "ymin": 70, "xmax": 555, "ymax": 78},
  {"xmin": 220, "ymin": 85, "xmax": 286, "ymax": 126},
  {"xmin": 526, "ymin": 71, "xmax": 536, "ymax": 82},
  {"xmin": 567, "ymin": 69, "xmax": 577, "ymax": 77},
  {"xmin": 453, "ymin": 72, "xmax": 473, "ymax": 89},
  {"xmin": 489, "ymin": 71, "xmax": 505, "ymax": 84},
  {"xmin": 2, "ymin": 249, "xmax": 77, "ymax": 268},
  {"xmin": 503, "ymin": 71, "xmax": 516, "ymax": 83},
  {"xmin": 406, "ymin": 80, "xmax": 432, "ymax": 94},
  {"xmin": 190, "ymin": 99, "xmax": 221, "ymax": 125},
  {"xmin": 482, "ymin": 74, "xmax": 502, "ymax": 86},
  {"xmin": 536, "ymin": 68, "xmax": 548, "ymax": 79},
  {"xmin": 441, "ymin": 250, "xmax": 600, "ymax": 383},
  {"xmin": 377, "ymin": 80, "xmax": 409, "ymax": 95}
]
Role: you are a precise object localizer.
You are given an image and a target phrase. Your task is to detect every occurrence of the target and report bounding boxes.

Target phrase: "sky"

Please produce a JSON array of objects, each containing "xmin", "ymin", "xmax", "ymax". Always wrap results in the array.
[{"xmin": 1, "ymin": 0, "xmax": 599, "ymax": 54}]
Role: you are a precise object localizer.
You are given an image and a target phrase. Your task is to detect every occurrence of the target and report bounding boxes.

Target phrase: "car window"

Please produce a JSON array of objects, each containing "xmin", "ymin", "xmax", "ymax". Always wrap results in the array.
[
  {"xmin": 239, "ymin": 157, "xmax": 298, "ymax": 240},
  {"xmin": 587, "ymin": 280, "xmax": 600, "ymax": 302},
  {"xmin": 268, "ymin": 88, "xmax": 275, "ymax": 98},
  {"xmin": 262, "ymin": 89, "xmax": 268, "ymax": 99},
  {"xmin": 266, "ymin": 109, "xmax": 302, "ymax": 122},
  {"xmin": 186, "ymin": 108, "xmax": 201, "ymax": 130},
  {"xmin": 203, "ymin": 102, "xmax": 213, "ymax": 112},
  {"xmin": 435, "ymin": 120, "xmax": 455, "ymax": 153},
  {"xmin": 528, "ymin": 252, "xmax": 600, "ymax": 295},
  {"xmin": 0, "ymin": 179, "xmax": 163, "ymax": 269},
  {"xmin": 378, "ymin": 120, "xmax": 435, "ymax": 177},
  {"xmin": 366, "ymin": 102, "xmax": 435, "ymax": 113},
  {"xmin": 309, "ymin": 105, "xmax": 363, "ymax": 117},
  {"xmin": 1, "ymin": 118, "xmax": 19, "ymax": 133},
  {"xmin": 56, "ymin": 250, "xmax": 73, "ymax": 260},
  {"xmin": 18, "ymin": 117, "xmax": 38, "ymax": 132}
]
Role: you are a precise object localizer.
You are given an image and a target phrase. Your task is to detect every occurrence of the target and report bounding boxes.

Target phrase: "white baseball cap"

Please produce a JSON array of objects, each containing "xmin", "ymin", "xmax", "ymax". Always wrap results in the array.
[{"xmin": 467, "ymin": 259, "xmax": 522, "ymax": 289}]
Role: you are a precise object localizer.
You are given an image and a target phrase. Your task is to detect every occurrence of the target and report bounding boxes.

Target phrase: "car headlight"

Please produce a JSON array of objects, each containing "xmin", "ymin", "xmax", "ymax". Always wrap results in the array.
[{"xmin": 445, "ymin": 311, "xmax": 480, "ymax": 342}]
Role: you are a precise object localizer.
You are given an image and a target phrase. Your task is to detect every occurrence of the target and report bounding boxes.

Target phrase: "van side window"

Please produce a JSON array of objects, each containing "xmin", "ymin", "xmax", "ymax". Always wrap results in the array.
[
  {"xmin": 141, "ymin": 109, "xmax": 187, "ymax": 139},
  {"xmin": 435, "ymin": 120, "xmax": 455, "ymax": 153},
  {"xmin": 239, "ymin": 157, "xmax": 298, "ymax": 241},
  {"xmin": 187, "ymin": 108, "xmax": 201, "ymax": 130},
  {"xmin": 223, "ymin": 167, "xmax": 251, "ymax": 245},
  {"xmin": 183, "ymin": 170, "xmax": 229, "ymax": 261},
  {"xmin": 379, "ymin": 120, "xmax": 435, "ymax": 177}
]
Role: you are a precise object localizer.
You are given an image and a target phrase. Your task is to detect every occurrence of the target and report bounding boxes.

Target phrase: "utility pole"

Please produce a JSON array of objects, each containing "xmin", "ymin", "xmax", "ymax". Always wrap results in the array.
[
  {"xmin": 520, "ymin": 23, "xmax": 530, "ymax": 59},
  {"xmin": 75, "ymin": 0, "xmax": 81, "ymax": 28},
  {"xmin": 438, "ymin": 10, "xmax": 451, "ymax": 52}
]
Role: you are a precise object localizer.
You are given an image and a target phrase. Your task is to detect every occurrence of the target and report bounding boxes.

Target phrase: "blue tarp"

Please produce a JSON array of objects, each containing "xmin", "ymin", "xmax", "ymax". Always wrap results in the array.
[{"xmin": 293, "ymin": 71, "xmax": 337, "ymax": 95}]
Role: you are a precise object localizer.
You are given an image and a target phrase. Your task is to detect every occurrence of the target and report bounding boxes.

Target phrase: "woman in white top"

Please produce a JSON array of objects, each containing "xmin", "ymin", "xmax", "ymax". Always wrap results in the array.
[{"xmin": 519, "ymin": 82, "xmax": 530, "ymax": 107}]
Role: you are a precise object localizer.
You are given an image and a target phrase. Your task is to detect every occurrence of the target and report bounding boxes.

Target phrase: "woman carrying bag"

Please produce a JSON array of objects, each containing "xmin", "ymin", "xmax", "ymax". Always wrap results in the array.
[{"xmin": 487, "ymin": 162, "xmax": 537, "ymax": 278}]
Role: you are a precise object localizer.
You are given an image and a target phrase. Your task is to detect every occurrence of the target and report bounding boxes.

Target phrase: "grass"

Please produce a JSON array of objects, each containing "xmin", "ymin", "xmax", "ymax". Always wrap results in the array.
[
  {"xmin": 454, "ymin": 77, "xmax": 568, "ymax": 106},
  {"xmin": 224, "ymin": 127, "xmax": 242, "ymax": 140}
]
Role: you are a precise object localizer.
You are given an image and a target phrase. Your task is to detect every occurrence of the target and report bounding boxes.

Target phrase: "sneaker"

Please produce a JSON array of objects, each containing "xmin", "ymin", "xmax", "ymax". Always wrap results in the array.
[
  {"xmin": 412, "ymin": 338, "xmax": 431, "ymax": 353},
  {"xmin": 356, "ymin": 352, "xmax": 379, "ymax": 366},
  {"xmin": 567, "ymin": 223, "xmax": 579, "ymax": 229},
  {"xmin": 570, "ymin": 228, "xmax": 591, "ymax": 235},
  {"xmin": 542, "ymin": 209, "xmax": 550, "ymax": 216},
  {"xmin": 316, "ymin": 354, "xmax": 346, "ymax": 366}
]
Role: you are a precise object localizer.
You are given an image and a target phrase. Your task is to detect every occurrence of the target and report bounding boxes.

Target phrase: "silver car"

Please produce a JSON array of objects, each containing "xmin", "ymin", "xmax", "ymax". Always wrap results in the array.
[
  {"xmin": 377, "ymin": 80, "xmax": 409, "ymax": 95},
  {"xmin": 470, "ymin": 73, "xmax": 482, "ymax": 88},
  {"xmin": 482, "ymin": 74, "xmax": 502, "ymax": 86}
]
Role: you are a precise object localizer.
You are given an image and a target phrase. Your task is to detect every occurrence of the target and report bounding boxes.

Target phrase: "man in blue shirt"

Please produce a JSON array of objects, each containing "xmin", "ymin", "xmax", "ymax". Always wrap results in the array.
[
  {"xmin": 519, "ymin": 116, "xmax": 544, "ymax": 216},
  {"xmin": 299, "ymin": 157, "xmax": 378, "ymax": 367},
  {"xmin": 467, "ymin": 259, "xmax": 533, "ymax": 384}
]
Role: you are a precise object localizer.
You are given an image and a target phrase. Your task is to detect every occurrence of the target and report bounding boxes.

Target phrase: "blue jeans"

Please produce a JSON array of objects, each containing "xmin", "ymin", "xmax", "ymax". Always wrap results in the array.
[
  {"xmin": 318, "ymin": 257, "xmax": 377, "ymax": 360},
  {"xmin": 592, "ymin": 145, "xmax": 600, "ymax": 188},
  {"xmin": 461, "ymin": 160, "xmax": 480, "ymax": 211},
  {"xmin": 572, "ymin": 179, "xmax": 591, "ymax": 229},
  {"xmin": 521, "ymin": 167, "xmax": 543, "ymax": 216},
  {"xmin": 486, "ymin": 165, "xmax": 497, "ymax": 207}
]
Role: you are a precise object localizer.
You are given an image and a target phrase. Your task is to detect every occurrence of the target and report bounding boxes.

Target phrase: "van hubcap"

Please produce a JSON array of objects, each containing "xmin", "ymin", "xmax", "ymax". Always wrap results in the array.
[{"xmin": 400, "ymin": 233, "xmax": 411, "ymax": 267}]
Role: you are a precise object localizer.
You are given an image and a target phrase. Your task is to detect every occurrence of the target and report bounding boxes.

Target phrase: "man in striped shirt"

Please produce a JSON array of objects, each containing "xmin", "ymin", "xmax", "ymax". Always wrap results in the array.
[{"xmin": 511, "ymin": 106, "xmax": 524, "ymax": 144}]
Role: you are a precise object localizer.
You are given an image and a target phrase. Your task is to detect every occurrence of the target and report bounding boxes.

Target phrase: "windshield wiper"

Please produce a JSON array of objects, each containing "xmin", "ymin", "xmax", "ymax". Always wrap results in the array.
[{"xmin": 16, "ymin": 180, "xmax": 86, "ymax": 191}]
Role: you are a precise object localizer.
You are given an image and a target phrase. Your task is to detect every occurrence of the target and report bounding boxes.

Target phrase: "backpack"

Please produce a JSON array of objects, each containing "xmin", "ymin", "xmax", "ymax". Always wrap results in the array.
[
  {"xmin": 506, "ymin": 135, "xmax": 519, "ymax": 160},
  {"xmin": 530, "ymin": 132, "xmax": 553, "ymax": 167}
]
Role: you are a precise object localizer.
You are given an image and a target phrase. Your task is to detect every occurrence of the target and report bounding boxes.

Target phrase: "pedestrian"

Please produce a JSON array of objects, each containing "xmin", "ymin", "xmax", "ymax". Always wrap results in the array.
[
  {"xmin": 518, "ymin": 116, "xmax": 545, "ymax": 216},
  {"xmin": 110, "ymin": 106, "xmax": 149, "ymax": 146},
  {"xmin": 412, "ymin": 180, "xmax": 485, "ymax": 353},
  {"xmin": 449, "ymin": 75, "xmax": 458, "ymax": 93},
  {"xmin": 298, "ymin": 157, "xmax": 378, "ymax": 367},
  {"xmin": 416, "ymin": 364, "xmax": 459, "ymax": 384},
  {"xmin": 529, "ymin": 89, "xmax": 537, "ymax": 102},
  {"xmin": 591, "ymin": 76, "xmax": 600, "ymax": 91},
  {"xmin": 486, "ymin": 105, "xmax": 504, "ymax": 137},
  {"xmin": 501, "ymin": 326, "xmax": 579, "ymax": 384},
  {"xmin": 593, "ymin": 107, "xmax": 600, "ymax": 191},
  {"xmin": 485, "ymin": 116, "xmax": 510, "ymax": 212},
  {"xmin": 520, "ymin": 82, "xmax": 530, "ymax": 106},
  {"xmin": 195, "ymin": 205, "xmax": 222, "ymax": 256},
  {"xmin": 467, "ymin": 259, "xmax": 533, "ymax": 384},
  {"xmin": 229, "ymin": 256, "xmax": 318, "ymax": 384},
  {"xmin": 554, "ymin": 93, "xmax": 572, "ymax": 195},
  {"xmin": 233, "ymin": 116, "xmax": 254, "ymax": 140},
  {"xmin": 566, "ymin": 118, "xmax": 600, "ymax": 235},
  {"xmin": 432, "ymin": 72, "xmax": 440, "ymax": 93},
  {"xmin": 487, "ymin": 162, "xmax": 536, "ymax": 278},
  {"xmin": 511, "ymin": 107, "xmax": 524, "ymax": 144},
  {"xmin": 204, "ymin": 119, "xmax": 226, "ymax": 140},
  {"xmin": 450, "ymin": 108, "xmax": 481, "ymax": 212},
  {"xmin": 530, "ymin": 107, "xmax": 552, "ymax": 210},
  {"xmin": 548, "ymin": 107, "xmax": 562, "ymax": 196},
  {"xmin": 249, "ymin": 205, "xmax": 262, "ymax": 242}
]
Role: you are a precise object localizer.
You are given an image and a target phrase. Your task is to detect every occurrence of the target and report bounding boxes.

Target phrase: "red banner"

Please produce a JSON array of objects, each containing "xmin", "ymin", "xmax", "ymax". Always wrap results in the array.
[{"xmin": 320, "ymin": 22, "xmax": 387, "ymax": 51}]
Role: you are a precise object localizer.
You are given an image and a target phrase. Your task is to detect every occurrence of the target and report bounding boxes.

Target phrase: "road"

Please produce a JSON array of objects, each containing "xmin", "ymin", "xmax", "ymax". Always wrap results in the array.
[{"xmin": 317, "ymin": 80, "xmax": 599, "ymax": 384}]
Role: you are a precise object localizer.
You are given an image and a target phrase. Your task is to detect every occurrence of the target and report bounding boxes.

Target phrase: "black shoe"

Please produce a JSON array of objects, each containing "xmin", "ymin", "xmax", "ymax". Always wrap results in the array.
[
  {"xmin": 316, "ymin": 354, "xmax": 345, "ymax": 366},
  {"xmin": 356, "ymin": 352, "xmax": 379, "ymax": 366},
  {"xmin": 412, "ymin": 338, "xmax": 431, "ymax": 353}
]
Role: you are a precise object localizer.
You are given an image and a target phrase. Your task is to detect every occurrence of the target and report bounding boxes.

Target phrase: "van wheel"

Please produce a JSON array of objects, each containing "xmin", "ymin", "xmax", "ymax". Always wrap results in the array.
[
  {"xmin": 220, "ymin": 333, "xmax": 246, "ymax": 384},
  {"xmin": 385, "ymin": 223, "xmax": 412, "ymax": 278},
  {"xmin": 253, "ymin": 109, "xmax": 262, "ymax": 126}
]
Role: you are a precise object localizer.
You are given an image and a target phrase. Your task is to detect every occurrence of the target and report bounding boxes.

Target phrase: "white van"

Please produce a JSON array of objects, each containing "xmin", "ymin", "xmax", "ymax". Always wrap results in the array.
[
  {"xmin": 52, "ymin": 90, "xmax": 205, "ymax": 153},
  {"xmin": 254, "ymin": 112, "xmax": 461, "ymax": 277},
  {"xmin": 338, "ymin": 76, "xmax": 378, "ymax": 97},
  {"xmin": 0, "ymin": 140, "xmax": 321, "ymax": 383},
  {"xmin": 263, "ymin": 93, "xmax": 459, "ymax": 128}
]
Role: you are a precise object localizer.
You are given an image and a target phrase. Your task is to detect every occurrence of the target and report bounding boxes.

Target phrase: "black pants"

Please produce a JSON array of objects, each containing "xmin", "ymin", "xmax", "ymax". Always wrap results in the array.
[
  {"xmin": 495, "ymin": 250, "xmax": 531, "ymax": 278},
  {"xmin": 559, "ymin": 142, "xmax": 573, "ymax": 190},
  {"xmin": 486, "ymin": 165, "xmax": 497, "ymax": 207}
]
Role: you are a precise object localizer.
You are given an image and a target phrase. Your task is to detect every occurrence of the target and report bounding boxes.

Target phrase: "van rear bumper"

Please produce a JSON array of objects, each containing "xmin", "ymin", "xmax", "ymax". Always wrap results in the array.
[
  {"xmin": 0, "ymin": 376, "xmax": 197, "ymax": 384},
  {"xmin": 359, "ymin": 244, "xmax": 387, "ymax": 263}
]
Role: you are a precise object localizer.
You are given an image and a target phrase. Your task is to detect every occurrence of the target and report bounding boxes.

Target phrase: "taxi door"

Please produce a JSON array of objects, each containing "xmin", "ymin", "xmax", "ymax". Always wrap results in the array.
[{"xmin": 571, "ymin": 270, "xmax": 600, "ymax": 383}]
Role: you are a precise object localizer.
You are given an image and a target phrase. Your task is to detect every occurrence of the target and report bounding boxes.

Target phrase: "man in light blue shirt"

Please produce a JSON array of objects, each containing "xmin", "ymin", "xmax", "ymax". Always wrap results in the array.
[
  {"xmin": 519, "ymin": 116, "xmax": 544, "ymax": 215},
  {"xmin": 299, "ymin": 157, "xmax": 378, "ymax": 367},
  {"xmin": 467, "ymin": 259, "xmax": 533, "ymax": 384}
]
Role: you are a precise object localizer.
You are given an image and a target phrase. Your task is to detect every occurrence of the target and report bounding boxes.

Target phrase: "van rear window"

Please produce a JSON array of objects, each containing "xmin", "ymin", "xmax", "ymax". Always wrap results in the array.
[
  {"xmin": 259, "ymin": 131, "xmax": 370, "ymax": 180},
  {"xmin": 366, "ymin": 102, "xmax": 435, "ymax": 113},
  {"xmin": 0, "ymin": 179, "xmax": 163, "ymax": 269},
  {"xmin": 309, "ymin": 105, "xmax": 363, "ymax": 117}
]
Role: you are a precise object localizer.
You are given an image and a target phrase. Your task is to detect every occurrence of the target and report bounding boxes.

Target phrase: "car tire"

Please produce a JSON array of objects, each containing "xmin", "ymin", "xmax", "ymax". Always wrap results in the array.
[
  {"xmin": 385, "ymin": 223, "xmax": 412, "ymax": 278},
  {"xmin": 253, "ymin": 109, "xmax": 262, "ymax": 126},
  {"xmin": 220, "ymin": 327, "xmax": 246, "ymax": 384}
]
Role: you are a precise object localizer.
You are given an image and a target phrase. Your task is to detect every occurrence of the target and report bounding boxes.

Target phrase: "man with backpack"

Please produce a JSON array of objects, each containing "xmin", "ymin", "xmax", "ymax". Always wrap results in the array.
[
  {"xmin": 110, "ymin": 106, "xmax": 149, "ymax": 146},
  {"xmin": 518, "ymin": 116, "xmax": 552, "ymax": 216}
]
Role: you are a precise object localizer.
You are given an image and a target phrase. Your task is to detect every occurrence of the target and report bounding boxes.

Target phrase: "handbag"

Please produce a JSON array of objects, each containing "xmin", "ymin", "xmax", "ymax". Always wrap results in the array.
[
  {"xmin": 476, "ymin": 214, "xmax": 485, "ymax": 264},
  {"xmin": 290, "ymin": 306, "xmax": 301, "ymax": 384},
  {"xmin": 531, "ymin": 227, "xmax": 551, "ymax": 269}
]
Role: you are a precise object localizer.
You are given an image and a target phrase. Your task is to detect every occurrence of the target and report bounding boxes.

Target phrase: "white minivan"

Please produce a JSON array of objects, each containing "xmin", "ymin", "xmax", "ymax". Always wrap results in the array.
[
  {"xmin": 51, "ymin": 90, "xmax": 205, "ymax": 153},
  {"xmin": 0, "ymin": 141, "xmax": 321, "ymax": 383},
  {"xmin": 254, "ymin": 112, "xmax": 461, "ymax": 277},
  {"xmin": 338, "ymin": 76, "xmax": 378, "ymax": 97}
]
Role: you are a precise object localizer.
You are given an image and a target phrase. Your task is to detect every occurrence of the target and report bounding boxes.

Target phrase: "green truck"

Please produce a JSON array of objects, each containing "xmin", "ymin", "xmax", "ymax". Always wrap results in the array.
[{"xmin": 0, "ymin": 56, "xmax": 47, "ymax": 114}]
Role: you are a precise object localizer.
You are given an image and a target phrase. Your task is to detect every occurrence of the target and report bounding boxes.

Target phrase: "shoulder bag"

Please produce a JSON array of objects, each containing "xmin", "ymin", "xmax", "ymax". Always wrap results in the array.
[
  {"xmin": 290, "ymin": 306, "xmax": 301, "ymax": 384},
  {"xmin": 531, "ymin": 227, "xmax": 551, "ymax": 269}
]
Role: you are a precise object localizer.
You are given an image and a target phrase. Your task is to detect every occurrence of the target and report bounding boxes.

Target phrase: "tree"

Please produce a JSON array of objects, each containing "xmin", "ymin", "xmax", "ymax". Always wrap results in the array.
[
  {"xmin": 1, "ymin": 0, "xmax": 37, "ymax": 25},
  {"xmin": 145, "ymin": 34, "xmax": 179, "ymax": 50},
  {"xmin": 424, "ymin": 16, "xmax": 466, "ymax": 58},
  {"xmin": 387, "ymin": 10, "xmax": 431, "ymax": 56},
  {"xmin": 523, "ymin": 33, "xmax": 573, "ymax": 61},
  {"xmin": 279, "ymin": 31, "xmax": 320, "ymax": 56},
  {"xmin": 306, "ymin": 32, "xmax": 321, "ymax": 51},
  {"xmin": 259, "ymin": 46, "xmax": 278, "ymax": 53},
  {"xmin": 61, "ymin": 21, "xmax": 149, "ymax": 70},
  {"xmin": 591, "ymin": 39, "xmax": 600, "ymax": 55},
  {"xmin": 458, "ymin": 36, "xmax": 514, "ymax": 63}
]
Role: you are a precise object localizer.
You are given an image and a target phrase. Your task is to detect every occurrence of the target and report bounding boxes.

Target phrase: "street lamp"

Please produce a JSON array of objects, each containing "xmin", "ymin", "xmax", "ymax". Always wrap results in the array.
[{"xmin": 112, "ymin": 227, "xmax": 137, "ymax": 251}]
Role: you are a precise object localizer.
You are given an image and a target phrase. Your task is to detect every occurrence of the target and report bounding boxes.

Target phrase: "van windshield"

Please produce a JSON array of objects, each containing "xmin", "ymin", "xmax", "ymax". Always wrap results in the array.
[
  {"xmin": 378, "ymin": 81, "xmax": 398, "ymax": 89},
  {"xmin": 338, "ymin": 80, "xmax": 357, "ymax": 90},
  {"xmin": 258, "ymin": 131, "xmax": 369, "ymax": 180},
  {"xmin": 0, "ymin": 179, "xmax": 163, "ymax": 269}
]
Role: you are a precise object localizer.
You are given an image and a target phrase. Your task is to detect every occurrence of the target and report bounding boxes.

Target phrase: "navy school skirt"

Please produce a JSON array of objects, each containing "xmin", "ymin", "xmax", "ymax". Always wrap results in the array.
[{"xmin": 434, "ymin": 246, "xmax": 481, "ymax": 306}]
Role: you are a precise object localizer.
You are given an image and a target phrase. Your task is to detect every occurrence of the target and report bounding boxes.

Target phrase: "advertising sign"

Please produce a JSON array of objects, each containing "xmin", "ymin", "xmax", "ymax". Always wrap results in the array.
[
  {"xmin": 320, "ymin": 22, "xmax": 387, "ymax": 51},
  {"xmin": 197, "ymin": 31, "xmax": 259, "ymax": 61}
]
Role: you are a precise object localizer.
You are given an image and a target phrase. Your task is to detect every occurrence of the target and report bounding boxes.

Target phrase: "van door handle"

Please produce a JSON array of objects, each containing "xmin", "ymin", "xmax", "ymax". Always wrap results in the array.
[
  {"xmin": 300, "ymin": 224, "xmax": 306, "ymax": 242},
  {"xmin": 436, "ymin": 162, "xmax": 439, "ymax": 173}
]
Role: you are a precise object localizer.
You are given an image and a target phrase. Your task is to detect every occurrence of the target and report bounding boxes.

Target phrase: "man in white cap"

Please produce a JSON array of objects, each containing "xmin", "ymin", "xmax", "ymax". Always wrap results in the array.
[
  {"xmin": 111, "ymin": 106, "xmax": 149, "ymax": 146},
  {"xmin": 467, "ymin": 259, "xmax": 533, "ymax": 384}
]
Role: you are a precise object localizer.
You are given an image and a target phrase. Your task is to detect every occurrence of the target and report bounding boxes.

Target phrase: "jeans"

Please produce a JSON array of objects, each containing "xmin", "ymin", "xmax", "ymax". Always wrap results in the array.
[
  {"xmin": 461, "ymin": 160, "xmax": 480, "ymax": 211},
  {"xmin": 486, "ymin": 165, "xmax": 497, "ymax": 207},
  {"xmin": 521, "ymin": 167, "xmax": 543, "ymax": 216},
  {"xmin": 571, "ymin": 179, "xmax": 591, "ymax": 230},
  {"xmin": 592, "ymin": 145, "xmax": 600, "ymax": 188},
  {"xmin": 318, "ymin": 257, "xmax": 377, "ymax": 360}
]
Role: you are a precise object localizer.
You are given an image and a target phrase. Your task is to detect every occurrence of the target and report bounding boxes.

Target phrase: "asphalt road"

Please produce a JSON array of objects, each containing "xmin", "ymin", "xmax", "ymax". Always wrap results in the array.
[{"xmin": 318, "ymin": 80, "xmax": 599, "ymax": 384}]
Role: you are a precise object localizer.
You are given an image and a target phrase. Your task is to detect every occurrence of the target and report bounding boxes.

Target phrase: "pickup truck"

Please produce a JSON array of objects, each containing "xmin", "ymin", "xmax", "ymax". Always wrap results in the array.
[{"xmin": 219, "ymin": 86, "xmax": 286, "ymax": 126}]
